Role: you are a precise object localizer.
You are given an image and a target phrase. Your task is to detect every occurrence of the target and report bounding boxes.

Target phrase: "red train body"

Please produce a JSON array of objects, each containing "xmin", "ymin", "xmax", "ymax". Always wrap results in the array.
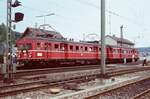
[{"xmin": 16, "ymin": 28, "xmax": 139, "ymax": 67}]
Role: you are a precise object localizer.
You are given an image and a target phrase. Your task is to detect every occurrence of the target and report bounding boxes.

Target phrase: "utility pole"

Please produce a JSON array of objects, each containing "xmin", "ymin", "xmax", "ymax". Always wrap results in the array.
[
  {"xmin": 108, "ymin": 0, "xmax": 111, "ymax": 35},
  {"xmin": 120, "ymin": 25, "xmax": 123, "ymax": 47},
  {"xmin": 120, "ymin": 25, "xmax": 126, "ymax": 64},
  {"xmin": 101, "ymin": 0, "xmax": 106, "ymax": 75}
]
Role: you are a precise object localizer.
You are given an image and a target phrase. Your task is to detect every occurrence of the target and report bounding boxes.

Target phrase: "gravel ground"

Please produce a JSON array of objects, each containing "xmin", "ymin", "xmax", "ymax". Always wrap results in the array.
[
  {"xmin": 1, "ymin": 70, "xmax": 150, "ymax": 99},
  {"xmin": 135, "ymin": 90, "xmax": 150, "ymax": 99},
  {"xmin": 95, "ymin": 78, "xmax": 150, "ymax": 99}
]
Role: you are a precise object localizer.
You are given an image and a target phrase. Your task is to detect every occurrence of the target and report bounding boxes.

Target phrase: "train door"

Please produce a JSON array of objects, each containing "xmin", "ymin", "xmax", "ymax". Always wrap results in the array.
[
  {"xmin": 64, "ymin": 44, "xmax": 68, "ymax": 59},
  {"xmin": 107, "ymin": 47, "xmax": 113, "ymax": 63},
  {"xmin": 44, "ymin": 43, "xmax": 48, "ymax": 58},
  {"xmin": 94, "ymin": 46, "xmax": 99, "ymax": 59},
  {"xmin": 47, "ymin": 43, "xmax": 51, "ymax": 58}
]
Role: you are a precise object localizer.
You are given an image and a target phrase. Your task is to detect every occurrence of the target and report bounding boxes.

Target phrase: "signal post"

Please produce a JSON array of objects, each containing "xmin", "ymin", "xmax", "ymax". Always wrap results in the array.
[{"xmin": 3, "ymin": 0, "xmax": 24, "ymax": 83}]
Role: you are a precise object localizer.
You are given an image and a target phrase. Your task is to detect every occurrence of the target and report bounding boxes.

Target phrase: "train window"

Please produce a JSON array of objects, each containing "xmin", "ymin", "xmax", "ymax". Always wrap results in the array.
[
  {"xmin": 85, "ymin": 47, "xmax": 88, "ymax": 51},
  {"xmin": 18, "ymin": 44, "xmax": 32, "ymax": 50},
  {"xmin": 113, "ymin": 49, "xmax": 117, "ymax": 53},
  {"xmin": 45, "ymin": 43, "xmax": 48, "ymax": 50},
  {"xmin": 99, "ymin": 48, "xmax": 101, "ymax": 51},
  {"xmin": 54, "ymin": 44, "xmax": 59, "ymax": 50},
  {"xmin": 81, "ymin": 46, "xmax": 83, "ymax": 51},
  {"xmin": 70, "ymin": 45, "xmax": 73, "ymax": 51},
  {"xmin": 37, "ymin": 43, "xmax": 41, "ymax": 50},
  {"xmin": 76, "ymin": 46, "xmax": 79, "ymax": 51},
  {"xmin": 60, "ymin": 45, "xmax": 65, "ymax": 51},
  {"xmin": 89, "ymin": 47, "xmax": 92, "ymax": 52},
  {"xmin": 37, "ymin": 43, "xmax": 40, "ymax": 46}
]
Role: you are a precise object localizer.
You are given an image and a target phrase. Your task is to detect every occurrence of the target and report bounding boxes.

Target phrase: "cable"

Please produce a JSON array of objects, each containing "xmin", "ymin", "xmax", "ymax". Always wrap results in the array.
[
  {"xmin": 22, "ymin": 5, "xmax": 49, "ymax": 13},
  {"xmin": 73, "ymin": 0, "xmax": 150, "ymax": 28},
  {"xmin": 73, "ymin": 0, "xmax": 99, "ymax": 9}
]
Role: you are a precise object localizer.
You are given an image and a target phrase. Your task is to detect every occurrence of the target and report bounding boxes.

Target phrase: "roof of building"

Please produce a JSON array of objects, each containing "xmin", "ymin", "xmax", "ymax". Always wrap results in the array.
[
  {"xmin": 21, "ymin": 27, "xmax": 64, "ymax": 40},
  {"xmin": 106, "ymin": 35, "xmax": 134, "ymax": 45}
]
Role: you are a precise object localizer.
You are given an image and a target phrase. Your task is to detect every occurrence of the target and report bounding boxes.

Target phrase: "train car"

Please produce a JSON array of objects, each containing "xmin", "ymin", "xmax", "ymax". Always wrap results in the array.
[
  {"xmin": 16, "ymin": 36, "xmax": 100, "ymax": 67},
  {"xmin": 106, "ymin": 45, "xmax": 139, "ymax": 64},
  {"xmin": 16, "ymin": 27, "xmax": 139, "ymax": 68}
]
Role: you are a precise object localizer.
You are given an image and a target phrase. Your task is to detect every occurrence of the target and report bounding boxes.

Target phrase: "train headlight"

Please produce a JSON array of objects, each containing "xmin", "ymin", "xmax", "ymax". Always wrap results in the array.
[
  {"xmin": 37, "ymin": 53, "xmax": 43, "ymax": 56},
  {"xmin": 23, "ymin": 50, "xmax": 27, "ymax": 53}
]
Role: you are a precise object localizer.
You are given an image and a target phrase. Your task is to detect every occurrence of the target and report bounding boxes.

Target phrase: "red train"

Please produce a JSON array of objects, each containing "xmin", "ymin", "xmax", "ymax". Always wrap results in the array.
[{"xmin": 16, "ymin": 28, "xmax": 139, "ymax": 67}]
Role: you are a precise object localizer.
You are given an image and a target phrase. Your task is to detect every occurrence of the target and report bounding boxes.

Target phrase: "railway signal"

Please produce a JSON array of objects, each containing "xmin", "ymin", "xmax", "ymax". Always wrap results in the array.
[
  {"xmin": 14, "ymin": 12, "xmax": 24, "ymax": 22},
  {"xmin": 11, "ymin": 0, "xmax": 21, "ymax": 7},
  {"xmin": 3, "ymin": 0, "xmax": 24, "ymax": 83}
]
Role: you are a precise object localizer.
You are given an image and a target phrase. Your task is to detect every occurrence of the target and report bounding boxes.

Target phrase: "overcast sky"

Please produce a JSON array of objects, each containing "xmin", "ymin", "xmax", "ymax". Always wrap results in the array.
[{"xmin": 0, "ymin": 0, "xmax": 150, "ymax": 47}]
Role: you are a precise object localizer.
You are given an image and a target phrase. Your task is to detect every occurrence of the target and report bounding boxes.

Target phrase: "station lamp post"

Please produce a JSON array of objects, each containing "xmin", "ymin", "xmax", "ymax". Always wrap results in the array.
[{"xmin": 4, "ymin": 0, "xmax": 24, "ymax": 83}]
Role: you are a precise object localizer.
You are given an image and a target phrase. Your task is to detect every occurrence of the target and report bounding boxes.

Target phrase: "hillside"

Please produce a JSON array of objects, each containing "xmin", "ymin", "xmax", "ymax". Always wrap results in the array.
[{"xmin": 137, "ymin": 47, "xmax": 150, "ymax": 56}]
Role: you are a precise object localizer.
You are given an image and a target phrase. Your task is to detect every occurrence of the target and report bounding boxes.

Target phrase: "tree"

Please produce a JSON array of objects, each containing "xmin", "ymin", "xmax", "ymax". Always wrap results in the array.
[
  {"xmin": 0, "ymin": 23, "xmax": 20, "ymax": 43},
  {"xmin": 0, "ymin": 23, "xmax": 7, "ymax": 42}
]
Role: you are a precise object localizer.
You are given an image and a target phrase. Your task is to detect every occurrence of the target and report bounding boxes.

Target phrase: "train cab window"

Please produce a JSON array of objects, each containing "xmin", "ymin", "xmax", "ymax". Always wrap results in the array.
[
  {"xmin": 26, "ymin": 43, "xmax": 32, "ymax": 50},
  {"xmin": 70, "ymin": 45, "xmax": 73, "ymax": 51},
  {"xmin": 54, "ymin": 44, "xmax": 59, "ymax": 50},
  {"xmin": 76, "ymin": 46, "xmax": 79, "ymax": 51},
  {"xmin": 18, "ymin": 44, "xmax": 24, "ymax": 50},
  {"xmin": 85, "ymin": 47, "xmax": 88, "ymax": 51}
]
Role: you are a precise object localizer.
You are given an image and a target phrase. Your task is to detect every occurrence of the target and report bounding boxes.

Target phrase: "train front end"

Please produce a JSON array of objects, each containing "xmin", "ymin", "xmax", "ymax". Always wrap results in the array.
[{"xmin": 16, "ymin": 38, "xmax": 33, "ymax": 65}]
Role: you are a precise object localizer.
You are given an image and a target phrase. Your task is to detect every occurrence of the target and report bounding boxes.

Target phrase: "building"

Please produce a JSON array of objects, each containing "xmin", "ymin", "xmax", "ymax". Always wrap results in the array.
[{"xmin": 105, "ymin": 35, "xmax": 135, "ymax": 48}]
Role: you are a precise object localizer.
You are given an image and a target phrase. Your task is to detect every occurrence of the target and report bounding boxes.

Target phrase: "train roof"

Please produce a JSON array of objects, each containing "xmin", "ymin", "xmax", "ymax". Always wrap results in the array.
[
  {"xmin": 17, "ymin": 36, "xmax": 100, "ymax": 46},
  {"xmin": 17, "ymin": 37, "xmax": 137, "ymax": 50},
  {"xmin": 20, "ymin": 27, "xmax": 64, "ymax": 40}
]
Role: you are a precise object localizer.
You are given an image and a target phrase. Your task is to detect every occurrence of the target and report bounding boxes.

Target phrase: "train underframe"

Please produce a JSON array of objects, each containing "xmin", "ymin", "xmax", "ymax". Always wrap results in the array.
[{"xmin": 17, "ymin": 57, "xmax": 139, "ymax": 69}]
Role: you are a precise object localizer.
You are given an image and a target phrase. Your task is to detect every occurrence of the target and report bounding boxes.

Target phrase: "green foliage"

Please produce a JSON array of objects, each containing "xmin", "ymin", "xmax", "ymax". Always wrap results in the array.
[
  {"xmin": 0, "ymin": 23, "xmax": 7, "ymax": 42},
  {"xmin": 0, "ymin": 23, "xmax": 19, "ymax": 43}
]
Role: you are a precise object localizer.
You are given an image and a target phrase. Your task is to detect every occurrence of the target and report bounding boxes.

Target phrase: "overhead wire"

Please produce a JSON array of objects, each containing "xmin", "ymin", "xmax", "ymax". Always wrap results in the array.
[{"xmin": 73, "ymin": 0, "xmax": 150, "ymax": 28}]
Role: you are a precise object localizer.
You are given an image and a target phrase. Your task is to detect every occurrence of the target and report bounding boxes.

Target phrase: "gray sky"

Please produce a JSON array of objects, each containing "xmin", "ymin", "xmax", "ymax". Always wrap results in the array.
[{"xmin": 0, "ymin": 0, "xmax": 150, "ymax": 47}]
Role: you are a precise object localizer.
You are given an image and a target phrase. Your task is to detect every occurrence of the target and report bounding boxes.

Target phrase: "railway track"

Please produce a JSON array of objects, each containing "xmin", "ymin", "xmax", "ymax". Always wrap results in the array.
[
  {"xmin": 0, "ymin": 65, "xmax": 105, "ymax": 80},
  {"xmin": 0, "ymin": 64, "xmax": 133, "ymax": 79},
  {"xmin": 8, "ymin": 65, "xmax": 148, "ymax": 78},
  {"xmin": 0, "ymin": 67, "xmax": 150, "ymax": 97},
  {"xmin": 132, "ymin": 89, "xmax": 150, "ymax": 99},
  {"xmin": 85, "ymin": 77, "xmax": 150, "ymax": 99}
]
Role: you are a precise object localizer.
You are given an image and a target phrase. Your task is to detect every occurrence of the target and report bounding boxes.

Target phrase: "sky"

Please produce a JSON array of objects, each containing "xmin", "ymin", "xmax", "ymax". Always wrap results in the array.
[{"xmin": 0, "ymin": 0, "xmax": 150, "ymax": 47}]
